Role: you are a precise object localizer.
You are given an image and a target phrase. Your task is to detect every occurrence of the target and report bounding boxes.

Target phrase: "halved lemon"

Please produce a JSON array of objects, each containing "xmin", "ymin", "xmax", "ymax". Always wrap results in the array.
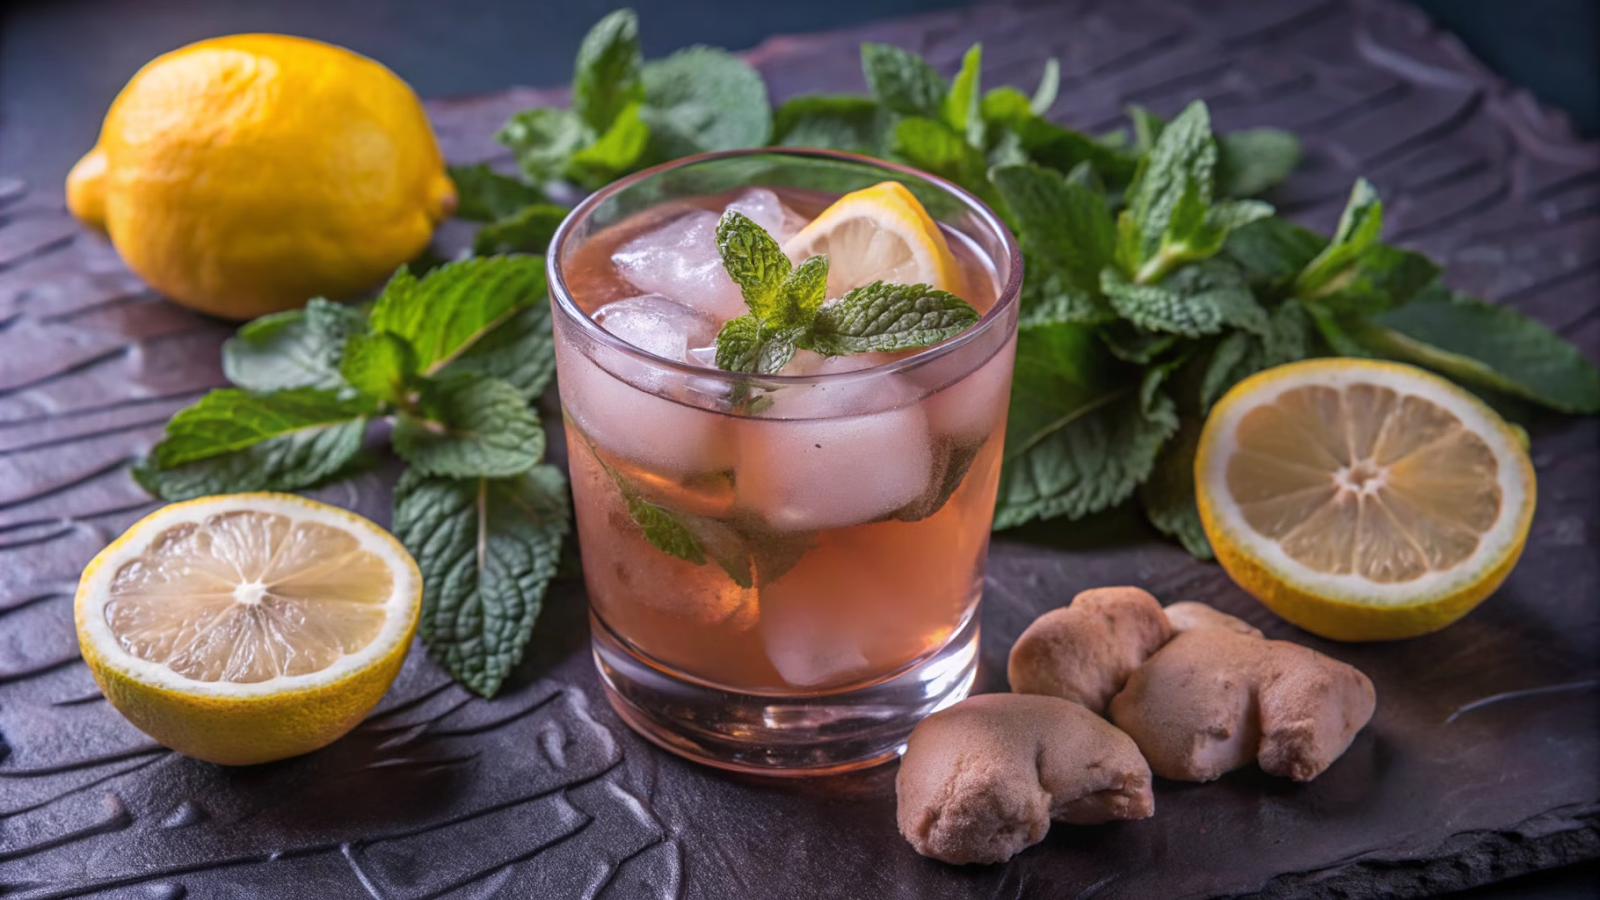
[
  {"xmin": 1195, "ymin": 359, "xmax": 1536, "ymax": 641},
  {"xmin": 75, "ymin": 493, "xmax": 422, "ymax": 765},
  {"xmin": 782, "ymin": 180, "xmax": 963, "ymax": 297}
]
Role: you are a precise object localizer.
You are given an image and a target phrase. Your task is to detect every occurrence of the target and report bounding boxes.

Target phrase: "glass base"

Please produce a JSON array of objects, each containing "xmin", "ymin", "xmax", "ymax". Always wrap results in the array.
[{"xmin": 591, "ymin": 610, "xmax": 979, "ymax": 776}]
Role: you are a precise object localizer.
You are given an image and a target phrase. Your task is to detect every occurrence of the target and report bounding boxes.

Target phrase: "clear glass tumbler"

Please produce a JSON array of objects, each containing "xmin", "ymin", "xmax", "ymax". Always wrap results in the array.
[{"xmin": 548, "ymin": 149, "xmax": 1022, "ymax": 775}]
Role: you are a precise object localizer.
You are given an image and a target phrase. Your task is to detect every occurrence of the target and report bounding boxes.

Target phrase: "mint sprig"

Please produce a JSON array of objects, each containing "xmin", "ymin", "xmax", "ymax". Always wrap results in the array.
[
  {"xmin": 709, "ymin": 211, "xmax": 979, "ymax": 375},
  {"xmin": 136, "ymin": 257, "xmax": 567, "ymax": 698}
]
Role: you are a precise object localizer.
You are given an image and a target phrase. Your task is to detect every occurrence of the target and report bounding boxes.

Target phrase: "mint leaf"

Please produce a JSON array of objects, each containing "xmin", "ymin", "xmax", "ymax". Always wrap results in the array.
[
  {"xmin": 773, "ymin": 94, "xmax": 890, "ymax": 154},
  {"xmin": 804, "ymin": 282, "xmax": 980, "ymax": 355},
  {"xmin": 1015, "ymin": 117, "xmax": 1136, "ymax": 186},
  {"xmin": 1198, "ymin": 300, "xmax": 1315, "ymax": 410},
  {"xmin": 152, "ymin": 388, "xmax": 372, "ymax": 466},
  {"xmin": 498, "ymin": 107, "xmax": 591, "ymax": 184},
  {"xmin": 626, "ymin": 493, "xmax": 707, "ymax": 564},
  {"xmin": 369, "ymin": 257, "xmax": 547, "ymax": 374},
  {"xmin": 340, "ymin": 331, "xmax": 415, "ymax": 404},
  {"xmin": 1100, "ymin": 324, "xmax": 1178, "ymax": 364},
  {"xmin": 137, "ymin": 388, "xmax": 371, "ymax": 500},
  {"xmin": 394, "ymin": 375, "xmax": 544, "ymax": 478},
  {"xmin": 437, "ymin": 304, "xmax": 556, "ymax": 400},
  {"xmin": 1224, "ymin": 217, "xmax": 1326, "ymax": 292},
  {"xmin": 995, "ymin": 368, "xmax": 1179, "ymax": 528},
  {"xmin": 1118, "ymin": 100, "xmax": 1217, "ymax": 272},
  {"xmin": 640, "ymin": 47, "xmax": 770, "ymax": 160},
  {"xmin": 572, "ymin": 8, "xmax": 644, "ymax": 132},
  {"xmin": 980, "ymin": 86, "xmax": 1032, "ymax": 128},
  {"xmin": 566, "ymin": 102, "xmax": 649, "ymax": 187},
  {"xmin": 448, "ymin": 164, "xmax": 543, "ymax": 222},
  {"xmin": 1295, "ymin": 178, "xmax": 1383, "ymax": 295},
  {"xmin": 945, "ymin": 44, "xmax": 983, "ymax": 147},
  {"xmin": 714, "ymin": 315, "xmax": 798, "ymax": 375},
  {"xmin": 1137, "ymin": 196, "xmax": 1273, "ymax": 284},
  {"xmin": 1216, "ymin": 129, "xmax": 1300, "ymax": 198},
  {"xmin": 134, "ymin": 418, "xmax": 367, "ymax": 502},
  {"xmin": 892, "ymin": 116, "xmax": 987, "ymax": 194},
  {"xmin": 472, "ymin": 203, "xmax": 569, "ymax": 256},
  {"xmin": 1030, "ymin": 59, "xmax": 1060, "ymax": 115},
  {"xmin": 1102, "ymin": 262, "xmax": 1268, "ymax": 338},
  {"xmin": 1140, "ymin": 417, "xmax": 1211, "ymax": 559},
  {"xmin": 1347, "ymin": 290, "xmax": 1600, "ymax": 414},
  {"xmin": 222, "ymin": 298, "xmax": 364, "ymax": 392},
  {"xmin": 392, "ymin": 465, "xmax": 570, "ymax": 698},
  {"xmin": 991, "ymin": 164, "xmax": 1114, "ymax": 296},
  {"xmin": 861, "ymin": 43, "xmax": 947, "ymax": 118},
  {"xmin": 782, "ymin": 255, "xmax": 830, "ymax": 323},
  {"xmin": 1020, "ymin": 270, "xmax": 1117, "ymax": 327},
  {"xmin": 1309, "ymin": 243, "xmax": 1440, "ymax": 316},
  {"xmin": 715, "ymin": 210, "xmax": 792, "ymax": 318}
]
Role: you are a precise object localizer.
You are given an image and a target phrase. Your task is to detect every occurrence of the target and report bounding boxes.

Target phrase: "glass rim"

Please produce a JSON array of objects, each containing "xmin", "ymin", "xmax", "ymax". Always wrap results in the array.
[{"xmin": 545, "ymin": 147, "xmax": 1024, "ymax": 387}]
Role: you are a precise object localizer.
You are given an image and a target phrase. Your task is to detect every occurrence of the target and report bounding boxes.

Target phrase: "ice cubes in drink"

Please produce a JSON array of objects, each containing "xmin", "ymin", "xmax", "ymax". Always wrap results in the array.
[
  {"xmin": 594, "ymin": 294, "xmax": 718, "ymax": 362},
  {"xmin": 734, "ymin": 396, "xmax": 936, "ymax": 531},
  {"xmin": 611, "ymin": 188, "xmax": 805, "ymax": 322},
  {"xmin": 559, "ymin": 294, "xmax": 735, "ymax": 475}
]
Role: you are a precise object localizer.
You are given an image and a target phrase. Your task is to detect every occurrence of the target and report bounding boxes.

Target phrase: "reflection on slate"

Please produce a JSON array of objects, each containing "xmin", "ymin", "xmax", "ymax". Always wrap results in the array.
[{"xmin": 1, "ymin": 0, "xmax": 1598, "ymax": 897}]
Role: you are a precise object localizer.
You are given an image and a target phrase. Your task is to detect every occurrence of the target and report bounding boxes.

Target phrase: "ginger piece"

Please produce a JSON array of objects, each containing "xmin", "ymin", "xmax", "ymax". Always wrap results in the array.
[
  {"xmin": 1007, "ymin": 587, "xmax": 1172, "ymax": 714},
  {"xmin": 1109, "ymin": 617, "xmax": 1376, "ymax": 783},
  {"xmin": 896, "ymin": 693, "xmax": 1153, "ymax": 865},
  {"xmin": 1163, "ymin": 600, "xmax": 1262, "ymax": 637}
]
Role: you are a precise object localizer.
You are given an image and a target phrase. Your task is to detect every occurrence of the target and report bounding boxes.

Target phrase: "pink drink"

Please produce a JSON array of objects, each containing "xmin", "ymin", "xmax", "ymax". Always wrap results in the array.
[{"xmin": 549, "ymin": 151, "xmax": 1021, "ymax": 773}]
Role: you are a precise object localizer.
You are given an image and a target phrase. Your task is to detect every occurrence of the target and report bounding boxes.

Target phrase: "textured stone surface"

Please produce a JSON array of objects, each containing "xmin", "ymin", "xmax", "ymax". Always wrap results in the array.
[{"xmin": 1, "ymin": 0, "xmax": 1598, "ymax": 897}]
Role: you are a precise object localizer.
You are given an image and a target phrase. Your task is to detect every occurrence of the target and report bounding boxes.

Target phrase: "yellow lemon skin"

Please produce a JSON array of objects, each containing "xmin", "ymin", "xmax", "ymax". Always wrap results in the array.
[
  {"xmin": 66, "ymin": 35, "xmax": 457, "ymax": 321},
  {"xmin": 1194, "ymin": 360, "xmax": 1537, "ymax": 643},
  {"xmin": 74, "ymin": 493, "xmax": 422, "ymax": 766}
]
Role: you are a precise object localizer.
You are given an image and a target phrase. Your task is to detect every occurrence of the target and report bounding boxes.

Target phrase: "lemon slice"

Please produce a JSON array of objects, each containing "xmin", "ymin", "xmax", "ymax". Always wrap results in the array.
[
  {"xmin": 75, "ymin": 493, "xmax": 422, "ymax": 764},
  {"xmin": 1195, "ymin": 359, "xmax": 1535, "ymax": 641},
  {"xmin": 782, "ymin": 180, "xmax": 963, "ymax": 297}
]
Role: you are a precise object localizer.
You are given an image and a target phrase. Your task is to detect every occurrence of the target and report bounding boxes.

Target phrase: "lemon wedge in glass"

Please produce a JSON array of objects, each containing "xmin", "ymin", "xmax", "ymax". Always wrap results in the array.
[
  {"xmin": 782, "ymin": 180, "xmax": 963, "ymax": 297},
  {"xmin": 1196, "ymin": 359, "xmax": 1536, "ymax": 641},
  {"xmin": 75, "ymin": 493, "xmax": 422, "ymax": 765}
]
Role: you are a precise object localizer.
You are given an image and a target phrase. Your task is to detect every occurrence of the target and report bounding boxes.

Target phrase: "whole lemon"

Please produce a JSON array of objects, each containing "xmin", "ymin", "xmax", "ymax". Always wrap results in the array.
[{"xmin": 66, "ymin": 34, "xmax": 457, "ymax": 320}]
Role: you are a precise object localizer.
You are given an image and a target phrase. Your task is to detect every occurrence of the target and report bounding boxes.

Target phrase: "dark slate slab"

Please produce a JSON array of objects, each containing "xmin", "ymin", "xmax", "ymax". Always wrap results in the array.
[{"xmin": 1, "ymin": 0, "xmax": 1597, "ymax": 897}]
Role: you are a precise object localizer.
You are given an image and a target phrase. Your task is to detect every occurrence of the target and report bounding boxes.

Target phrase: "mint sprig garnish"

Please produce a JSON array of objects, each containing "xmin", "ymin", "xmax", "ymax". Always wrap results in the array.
[
  {"xmin": 136, "ymin": 257, "xmax": 567, "ymax": 698},
  {"xmin": 709, "ymin": 211, "xmax": 979, "ymax": 375}
]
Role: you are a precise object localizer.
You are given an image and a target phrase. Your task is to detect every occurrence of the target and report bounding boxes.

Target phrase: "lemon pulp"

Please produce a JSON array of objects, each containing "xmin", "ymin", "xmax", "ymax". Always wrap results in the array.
[
  {"xmin": 1228, "ymin": 382, "xmax": 1502, "ymax": 582},
  {"xmin": 782, "ymin": 181, "xmax": 963, "ymax": 296},
  {"xmin": 105, "ymin": 510, "xmax": 397, "ymax": 683}
]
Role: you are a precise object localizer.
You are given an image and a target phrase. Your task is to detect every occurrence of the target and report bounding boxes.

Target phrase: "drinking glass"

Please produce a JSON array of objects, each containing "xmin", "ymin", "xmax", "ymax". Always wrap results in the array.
[{"xmin": 548, "ymin": 148, "xmax": 1022, "ymax": 774}]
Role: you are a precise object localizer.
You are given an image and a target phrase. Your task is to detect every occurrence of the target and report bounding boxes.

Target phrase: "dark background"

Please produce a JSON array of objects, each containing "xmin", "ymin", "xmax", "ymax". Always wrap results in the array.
[
  {"xmin": 2, "ymin": 0, "xmax": 1597, "ymax": 188},
  {"xmin": 1, "ymin": 0, "xmax": 1597, "ymax": 897}
]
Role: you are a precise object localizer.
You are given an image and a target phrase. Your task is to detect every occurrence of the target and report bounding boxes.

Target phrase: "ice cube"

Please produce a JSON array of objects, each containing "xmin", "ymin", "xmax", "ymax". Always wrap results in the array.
[
  {"xmin": 556, "ymin": 300, "xmax": 736, "ymax": 475},
  {"xmin": 611, "ymin": 189, "xmax": 808, "ymax": 322},
  {"xmin": 761, "ymin": 599, "xmax": 872, "ymax": 688},
  {"xmin": 734, "ymin": 393, "xmax": 935, "ymax": 531},
  {"xmin": 921, "ymin": 336, "xmax": 1017, "ymax": 445},
  {"xmin": 612, "ymin": 211, "xmax": 748, "ymax": 321},
  {"xmin": 726, "ymin": 187, "xmax": 808, "ymax": 242},
  {"xmin": 593, "ymin": 294, "xmax": 719, "ymax": 362}
]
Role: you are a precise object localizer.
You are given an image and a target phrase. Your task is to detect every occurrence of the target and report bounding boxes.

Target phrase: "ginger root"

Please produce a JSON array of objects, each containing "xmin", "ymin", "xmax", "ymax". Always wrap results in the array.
[
  {"xmin": 1007, "ymin": 590, "xmax": 1375, "ymax": 784},
  {"xmin": 1007, "ymin": 587, "xmax": 1172, "ymax": 713},
  {"xmin": 896, "ymin": 693, "xmax": 1153, "ymax": 865},
  {"xmin": 1110, "ymin": 615, "xmax": 1375, "ymax": 782}
]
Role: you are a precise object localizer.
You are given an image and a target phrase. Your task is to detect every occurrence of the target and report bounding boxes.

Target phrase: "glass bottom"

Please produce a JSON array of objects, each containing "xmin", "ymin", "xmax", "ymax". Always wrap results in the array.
[{"xmin": 591, "ymin": 608, "xmax": 979, "ymax": 776}]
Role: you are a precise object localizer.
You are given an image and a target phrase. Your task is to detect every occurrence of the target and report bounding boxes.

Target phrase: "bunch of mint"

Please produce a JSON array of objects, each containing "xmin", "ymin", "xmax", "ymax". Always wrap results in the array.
[
  {"xmin": 460, "ymin": 9, "xmax": 1600, "ymax": 562},
  {"xmin": 134, "ymin": 259, "xmax": 569, "ymax": 698}
]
